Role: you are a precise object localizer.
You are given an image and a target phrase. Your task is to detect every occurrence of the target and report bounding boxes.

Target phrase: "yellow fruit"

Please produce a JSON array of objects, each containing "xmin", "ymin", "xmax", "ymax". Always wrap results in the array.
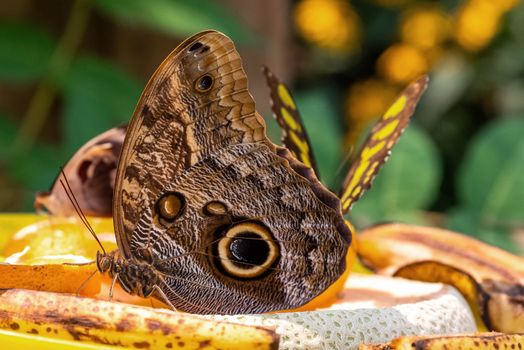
[
  {"xmin": 358, "ymin": 223, "xmax": 524, "ymax": 332},
  {"xmin": 0, "ymin": 329, "xmax": 120, "ymax": 350},
  {"xmin": 3, "ymin": 216, "xmax": 116, "ymax": 264},
  {"xmin": 0, "ymin": 289, "xmax": 278, "ymax": 350},
  {"xmin": 360, "ymin": 332, "xmax": 524, "ymax": 349},
  {"xmin": 358, "ymin": 223, "xmax": 524, "ymax": 281}
]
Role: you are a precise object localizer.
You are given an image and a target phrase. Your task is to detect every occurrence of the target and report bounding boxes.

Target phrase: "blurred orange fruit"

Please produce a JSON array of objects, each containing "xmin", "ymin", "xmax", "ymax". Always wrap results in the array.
[
  {"xmin": 377, "ymin": 44, "xmax": 428, "ymax": 84},
  {"xmin": 294, "ymin": 0, "xmax": 361, "ymax": 52},
  {"xmin": 454, "ymin": 0, "xmax": 502, "ymax": 52},
  {"xmin": 401, "ymin": 6, "xmax": 451, "ymax": 50}
]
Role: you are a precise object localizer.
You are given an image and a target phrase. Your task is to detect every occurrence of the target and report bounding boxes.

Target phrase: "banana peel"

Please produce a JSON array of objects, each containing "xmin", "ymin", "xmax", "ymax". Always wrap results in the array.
[
  {"xmin": 0, "ymin": 262, "xmax": 100, "ymax": 295},
  {"xmin": 358, "ymin": 223, "xmax": 524, "ymax": 282},
  {"xmin": 0, "ymin": 216, "xmax": 481, "ymax": 349},
  {"xmin": 394, "ymin": 261, "xmax": 488, "ymax": 329},
  {"xmin": 358, "ymin": 223, "xmax": 524, "ymax": 332},
  {"xmin": 479, "ymin": 279, "xmax": 524, "ymax": 334},
  {"xmin": 0, "ymin": 215, "xmax": 176, "ymax": 307},
  {"xmin": 0, "ymin": 289, "xmax": 279, "ymax": 350},
  {"xmin": 0, "ymin": 274, "xmax": 477, "ymax": 350},
  {"xmin": 0, "ymin": 329, "xmax": 123, "ymax": 350},
  {"xmin": 359, "ymin": 332, "xmax": 524, "ymax": 350}
]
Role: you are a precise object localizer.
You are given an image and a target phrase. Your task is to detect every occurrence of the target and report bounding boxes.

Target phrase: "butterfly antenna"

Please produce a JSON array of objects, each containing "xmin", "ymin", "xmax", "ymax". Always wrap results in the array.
[{"xmin": 58, "ymin": 167, "xmax": 107, "ymax": 254}]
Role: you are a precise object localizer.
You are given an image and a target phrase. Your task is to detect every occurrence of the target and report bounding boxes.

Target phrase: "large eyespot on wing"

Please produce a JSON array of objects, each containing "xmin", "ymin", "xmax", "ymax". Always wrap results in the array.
[
  {"xmin": 113, "ymin": 30, "xmax": 272, "ymax": 257},
  {"xmin": 339, "ymin": 75, "xmax": 429, "ymax": 213},
  {"xmin": 145, "ymin": 142, "xmax": 350, "ymax": 314},
  {"xmin": 263, "ymin": 66, "xmax": 320, "ymax": 177}
]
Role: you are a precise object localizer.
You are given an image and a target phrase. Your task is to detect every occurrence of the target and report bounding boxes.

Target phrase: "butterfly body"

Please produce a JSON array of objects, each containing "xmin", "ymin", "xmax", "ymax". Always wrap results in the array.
[
  {"xmin": 97, "ymin": 250, "xmax": 159, "ymax": 299},
  {"xmin": 104, "ymin": 31, "xmax": 351, "ymax": 314}
]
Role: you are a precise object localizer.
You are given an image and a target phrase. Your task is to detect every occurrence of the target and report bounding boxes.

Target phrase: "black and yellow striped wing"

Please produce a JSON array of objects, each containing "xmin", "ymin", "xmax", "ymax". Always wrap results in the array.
[
  {"xmin": 339, "ymin": 76, "xmax": 429, "ymax": 213},
  {"xmin": 264, "ymin": 66, "xmax": 319, "ymax": 176}
]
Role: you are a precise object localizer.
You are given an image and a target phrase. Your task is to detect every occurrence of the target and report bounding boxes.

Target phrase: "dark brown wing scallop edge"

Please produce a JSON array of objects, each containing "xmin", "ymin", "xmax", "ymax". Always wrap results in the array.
[{"xmin": 276, "ymin": 146, "xmax": 353, "ymax": 249}]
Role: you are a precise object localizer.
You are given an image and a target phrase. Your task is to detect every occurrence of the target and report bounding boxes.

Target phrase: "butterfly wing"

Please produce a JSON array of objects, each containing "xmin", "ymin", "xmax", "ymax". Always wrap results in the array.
[
  {"xmin": 113, "ymin": 30, "xmax": 267, "ymax": 254},
  {"xmin": 263, "ymin": 66, "xmax": 320, "ymax": 177},
  {"xmin": 339, "ymin": 76, "xmax": 429, "ymax": 213},
  {"xmin": 113, "ymin": 31, "xmax": 350, "ymax": 314}
]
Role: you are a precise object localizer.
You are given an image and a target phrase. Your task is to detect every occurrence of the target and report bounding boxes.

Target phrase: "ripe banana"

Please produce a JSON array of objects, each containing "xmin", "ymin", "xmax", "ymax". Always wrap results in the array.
[
  {"xmin": 359, "ymin": 332, "xmax": 524, "ymax": 350},
  {"xmin": 0, "ymin": 274, "xmax": 475, "ymax": 350},
  {"xmin": 0, "ymin": 289, "xmax": 278, "ymax": 350},
  {"xmin": 358, "ymin": 223, "xmax": 524, "ymax": 332},
  {"xmin": 0, "ymin": 263, "xmax": 100, "ymax": 295},
  {"xmin": 0, "ymin": 328, "xmax": 121, "ymax": 350}
]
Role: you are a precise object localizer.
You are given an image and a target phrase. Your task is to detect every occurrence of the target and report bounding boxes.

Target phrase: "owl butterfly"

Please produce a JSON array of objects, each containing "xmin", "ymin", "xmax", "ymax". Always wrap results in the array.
[
  {"xmin": 91, "ymin": 30, "xmax": 352, "ymax": 315},
  {"xmin": 263, "ymin": 67, "xmax": 428, "ymax": 213}
]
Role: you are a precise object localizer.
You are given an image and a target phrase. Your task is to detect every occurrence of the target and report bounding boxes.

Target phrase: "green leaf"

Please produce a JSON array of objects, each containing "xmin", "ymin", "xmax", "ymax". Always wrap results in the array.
[
  {"xmin": 294, "ymin": 86, "xmax": 343, "ymax": 188},
  {"xmin": 457, "ymin": 117, "xmax": 524, "ymax": 226},
  {"xmin": 63, "ymin": 56, "xmax": 142, "ymax": 150},
  {"xmin": 4, "ymin": 141, "xmax": 71, "ymax": 211},
  {"xmin": 350, "ymin": 125, "xmax": 442, "ymax": 226},
  {"xmin": 91, "ymin": 0, "xmax": 258, "ymax": 45},
  {"xmin": 7, "ymin": 143, "xmax": 67, "ymax": 192},
  {"xmin": 447, "ymin": 207, "xmax": 522, "ymax": 254},
  {"xmin": 0, "ymin": 22, "xmax": 55, "ymax": 82}
]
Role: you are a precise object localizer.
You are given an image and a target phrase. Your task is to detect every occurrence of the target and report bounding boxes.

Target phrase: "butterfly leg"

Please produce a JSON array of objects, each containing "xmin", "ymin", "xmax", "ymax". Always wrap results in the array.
[
  {"xmin": 153, "ymin": 284, "xmax": 178, "ymax": 312},
  {"xmin": 109, "ymin": 272, "xmax": 119, "ymax": 300}
]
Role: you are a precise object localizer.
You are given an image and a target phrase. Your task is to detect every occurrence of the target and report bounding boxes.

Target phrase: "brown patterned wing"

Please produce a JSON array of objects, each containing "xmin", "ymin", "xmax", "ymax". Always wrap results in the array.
[
  {"xmin": 113, "ymin": 30, "xmax": 268, "ymax": 255},
  {"xmin": 263, "ymin": 66, "xmax": 320, "ymax": 176},
  {"xmin": 113, "ymin": 31, "xmax": 351, "ymax": 314},
  {"xmin": 149, "ymin": 143, "xmax": 350, "ymax": 314},
  {"xmin": 339, "ymin": 76, "xmax": 429, "ymax": 213}
]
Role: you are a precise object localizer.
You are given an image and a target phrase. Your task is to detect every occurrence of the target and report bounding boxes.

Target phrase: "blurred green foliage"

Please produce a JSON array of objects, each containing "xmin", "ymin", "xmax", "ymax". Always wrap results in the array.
[
  {"xmin": 0, "ymin": 0, "xmax": 523, "ymax": 254},
  {"xmin": 92, "ymin": 0, "xmax": 257, "ymax": 44},
  {"xmin": 0, "ymin": 22, "xmax": 55, "ymax": 82},
  {"xmin": 0, "ymin": 0, "xmax": 256, "ymax": 210},
  {"xmin": 63, "ymin": 57, "xmax": 141, "ymax": 149}
]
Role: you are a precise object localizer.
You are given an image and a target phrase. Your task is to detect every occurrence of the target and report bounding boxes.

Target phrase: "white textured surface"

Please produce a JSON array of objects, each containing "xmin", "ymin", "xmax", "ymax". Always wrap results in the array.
[{"xmin": 205, "ymin": 277, "xmax": 476, "ymax": 350}]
